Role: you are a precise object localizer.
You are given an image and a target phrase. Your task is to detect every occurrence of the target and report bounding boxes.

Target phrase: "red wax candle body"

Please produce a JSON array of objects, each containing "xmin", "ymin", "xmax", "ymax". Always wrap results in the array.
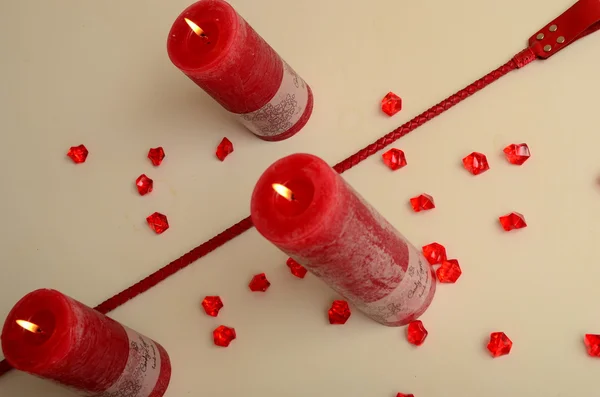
[
  {"xmin": 1, "ymin": 289, "xmax": 171, "ymax": 397},
  {"xmin": 251, "ymin": 154, "xmax": 436, "ymax": 326},
  {"xmin": 167, "ymin": 0, "xmax": 313, "ymax": 141}
]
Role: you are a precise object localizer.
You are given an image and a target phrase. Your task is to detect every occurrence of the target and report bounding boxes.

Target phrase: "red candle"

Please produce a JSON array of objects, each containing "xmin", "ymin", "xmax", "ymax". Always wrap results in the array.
[
  {"xmin": 167, "ymin": 0, "xmax": 313, "ymax": 141},
  {"xmin": 1, "ymin": 289, "xmax": 171, "ymax": 397},
  {"xmin": 251, "ymin": 154, "xmax": 436, "ymax": 326}
]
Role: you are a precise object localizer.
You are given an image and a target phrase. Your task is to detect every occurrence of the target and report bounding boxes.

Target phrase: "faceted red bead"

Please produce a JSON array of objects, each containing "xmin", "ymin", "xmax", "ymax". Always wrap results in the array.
[
  {"xmin": 436, "ymin": 259, "xmax": 461, "ymax": 283},
  {"xmin": 249, "ymin": 273, "xmax": 271, "ymax": 292},
  {"xmin": 135, "ymin": 174, "xmax": 153, "ymax": 196},
  {"xmin": 213, "ymin": 325, "xmax": 236, "ymax": 347},
  {"xmin": 67, "ymin": 144, "xmax": 89, "ymax": 164},
  {"xmin": 584, "ymin": 334, "xmax": 600, "ymax": 357},
  {"xmin": 146, "ymin": 212, "xmax": 169, "ymax": 234},
  {"xmin": 216, "ymin": 137, "xmax": 234, "ymax": 161},
  {"xmin": 201, "ymin": 296, "xmax": 223, "ymax": 317},
  {"xmin": 396, "ymin": 393, "xmax": 415, "ymax": 397},
  {"xmin": 499, "ymin": 212, "xmax": 527, "ymax": 231},
  {"xmin": 382, "ymin": 148, "xmax": 407, "ymax": 171},
  {"xmin": 407, "ymin": 320, "xmax": 428, "ymax": 346},
  {"xmin": 410, "ymin": 194, "xmax": 435, "ymax": 212},
  {"xmin": 286, "ymin": 258, "xmax": 307, "ymax": 279},
  {"xmin": 381, "ymin": 92, "xmax": 402, "ymax": 116},
  {"xmin": 328, "ymin": 300, "xmax": 351, "ymax": 324},
  {"xmin": 487, "ymin": 332, "xmax": 512, "ymax": 358},
  {"xmin": 462, "ymin": 152, "xmax": 490, "ymax": 175},
  {"xmin": 503, "ymin": 143, "xmax": 530, "ymax": 165},
  {"xmin": 422, "ymin": 242, "xmax": 447, "ymax": 265},
  {"xmin": 148, "ymin": 147, "xmax": 165, "ymax": 166}
]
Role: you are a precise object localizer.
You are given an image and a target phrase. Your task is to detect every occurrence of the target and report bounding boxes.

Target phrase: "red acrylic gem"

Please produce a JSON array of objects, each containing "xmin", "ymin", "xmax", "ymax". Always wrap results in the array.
[
  {"xmin": 201, "ymin": 296, "xmax": 223, "ymax": 317},
  {"xmin": 499, "ymin": 212, "xmax": 527, "ymax": 231},
  {"xmin": 382, "ymin": 149, "xmax": 407, "ymax": 170},
  {"xmin": 503, "ymin": 143, "xmax": 530, "ymax": 165},
  {"xmin": 67, "ymin": 144, "xmax": 89, "ymax": 164},
  {"xmin": 396, "ymin": 394, "xmax": 415, "ymax": 397},
  {"xmin": 328, "ymin": 300, "xmax": 351, "ymax": 324},
  {"xmin": 286, "ymin": 258, "xmax": 307, "ymax": 279},
  {"xmin": 410, "ymin": 194, "xmax": 435, "ymax": 212},
  {"xmin": 146, "ymin": 212, "xmax": 169, "ymax": 234},
  {"xmin": 422, "ymin": 242, "xmax": 447, "ymax": 265},
  {"xmin": 462, "ymin": 152, "xmax": 490, "ymax": 175},
  {"xmin": 407, "ymin": 320, "xmax": 428, "ymax": 346},
  {"xmin": 584, "ymin": 334, "xmax": 600, "ymax": 357},
  {"xmin": 381, "ymin": 92, "xmax": 402, "ymax": 116},
  {"xmin": 436, "ymin": 259, "xmax": 461, "ymax": 283},
  {"xmin": 249, "ymin": 273, "xmax": 271, "ymax": 292},
  {"xmin": 216, "ymin": 137, "xmax": 234, "ymax": 161},
  {"xmin": 213, "ymin": 325, "xmax": 236, "ymax": 347},
  {"xmin": 136, "ymin": 174, "xmax": 154, "ymax": 196},
  {"xmin": 487, "ymin": 332, "xmax": 512, "ymax": 357},
  {"xmin": 148, "ymin": 147, "xmax": 165, "ymax": 166}
]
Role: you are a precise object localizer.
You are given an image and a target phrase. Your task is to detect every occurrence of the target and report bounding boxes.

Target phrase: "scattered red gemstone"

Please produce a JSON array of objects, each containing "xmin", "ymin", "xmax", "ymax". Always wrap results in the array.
[
  {"xmin": 584, "ymin": 334, "xmax": 600, "ymax": 357},
  {"xmin": 382, "ymin": 148, "xmax": 407, "ymax": 171},
  {"xmin": 462, "ymin": 152, "xmax": 490, "ymax": 175},
  {"xmin": 249, "ymin": 273, "xmax": 271, "ymax": 292},
  {"xmin": 407, "ymin": 320, "xmax": 428, "ymax": 346},
  {"xmin": 503, "ymin": 143, "xmax": 530, "ymax": 165},
  {"xmin": 148, "ymin": 147, "xmax": 165, "ymax": 166},
  {"xmin": 286, "ymin": 258, "xmax": 307, "ymax": 279},
  {"xmin": 499, "ymin": 212, "xmax": 527, "ymax": 231},
  {"xmin": 410, "ymin": 194, "xmax": 435, "ymax": 212},
  {"xmin": 422, "ymin": 242, "xmax": 447, "ymax": 265},
  {"xmin": 381, "ymin": 92, "xmax": 402, "ymax": 116},
  {"xmin": 487, "ymin": 332, "xmax": 512, "ymax": 358},
  {"xmin": 201, "ymin": 296, "xmax": 224, "ymax": 317},
  {"xmin": 135, "ymin": 174, "xmax": 154, "ymax": 196},
  {"xmin": 396, "ymin": 393, "xmax": 415, "ymax": 397},
  {"xmin": 146, "ymin": 212, "xmax": 169, "ymax": 234},
  {"xmin": 213, "ymin": 325, "xmax": 236, "ymax": 347},
  {"xmin": 67, "ymin": 144, "xmax": 89, "ymax": 164},
  {"xmin": 216, "ymin": 137, "xmax": 234, "ymax": 161},
  {"xmin": 436, "ymin": 259, "xmax": 461, "ymax": 283},
  {"xmin": 328, "ymin": 300, "xmax": 351, "ymax": 324}
]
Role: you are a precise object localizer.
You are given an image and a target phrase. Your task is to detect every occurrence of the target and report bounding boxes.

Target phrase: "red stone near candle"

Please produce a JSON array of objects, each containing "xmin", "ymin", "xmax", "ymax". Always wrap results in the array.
[
  {"xmin": 422, "ymin": 242, "xmax": 447, "ymax": 265},
  {"xmin": 382, "ymin": 148, "xmax": 407, "ymax": 170},
  {"xmin": 487, "ymin": 332, "xmax": 512, "ymax": 358},
  {"xmin": 201, "ymin": 296, "xmax": 224, "ymax": 317},
  {"xmin": 462, "ymin": 152, "xmax": 490, "ymax": 175},
  {"xmin": 67, "ymin": 144, "xmax": 88, "ymax": 164},
  {"xmin": 328, "ymin": 300, "xmax": 351, "ymax": 325},
  {"xmin": 167, "ymin": 0, "xmax": 313, "ymax": 141},
  {"xmin": 251, "ymin": 154, "xmax": 436, "ymax": 326},
  {"xmin": 584, "ymin": 334, "xmax": 600, "ymax": 357},
  {"xmin": 148, "ymin": 147, "xmax": 165, "ymax": 166},
  {"xmin": 136, "ymin": 174, "xmax": 154, "ymax": 196},
  {"xmin": 503, "ymin": 143, "xmax": 530, "ymax": 165},
  {"xmin": 147, "ymin": 212, "xmax": 169, "ymax": 234},
  {"xmin": 1, "ymin": 289, "xmax": 171, "ymax": 396},
  {"xmin": 410, "ymin": 194, "xmax": 435, "ymax": 212},
  {"xmin": 213, "ymin": 325, "xmax": 236, "ymax": 347},
  {"xmin": 216, "ymin": 137, "xmax": 234, "ymax": 161},
  {"xmin": 286, "ymin": 258, "xmax": 308, "ymax": 279},
  {"xmin": 406, "ymin": 320, "xmax": 428, "ymax": 346},
  {"xmin": 381, "ymin": 92, "xmax": 402, "ymax": 116},
  {"xmin": 249, "ymin": 273, "xmax": 270, "ymax": 292},
  {"xmin": 436, "ymin": 259, "xmax": 461, "ymax": 283},
  {"xmin": 499, "ymin": 212, "xmax": 527, "ymax": 231}
]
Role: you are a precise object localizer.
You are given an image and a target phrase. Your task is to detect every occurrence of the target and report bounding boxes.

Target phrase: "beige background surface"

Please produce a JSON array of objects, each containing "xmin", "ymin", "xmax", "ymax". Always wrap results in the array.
[{"xmin": 1, "ymin": 0, "xmax": 599, "ymax": 396}]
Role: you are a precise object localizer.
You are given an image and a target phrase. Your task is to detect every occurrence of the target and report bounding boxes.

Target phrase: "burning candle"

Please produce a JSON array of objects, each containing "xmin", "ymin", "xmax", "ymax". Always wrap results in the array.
[
  {"xmin": 251, "ymin": 154, "xmax": 436, "ymax": 326},
  {"xmin": 1, "ymin": 289, "xmax": 171, "ymax": 396},
  {"xmin": 167, "ymin": 0, "xmax": 314, "ymax": 141}
]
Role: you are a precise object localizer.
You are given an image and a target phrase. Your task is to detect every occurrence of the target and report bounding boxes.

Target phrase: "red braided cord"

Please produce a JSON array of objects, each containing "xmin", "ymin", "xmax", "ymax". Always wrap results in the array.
[{"xmin": 0, "ymin": 50, "xmax": 535, "ymax": 378}]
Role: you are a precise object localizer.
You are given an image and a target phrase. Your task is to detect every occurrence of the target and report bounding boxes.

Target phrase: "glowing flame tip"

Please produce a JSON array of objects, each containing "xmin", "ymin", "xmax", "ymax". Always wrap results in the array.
[
  {"xmin": 184, "ymin": 18, "xmax": 204, "ymax": 37},
  {"xmin": 16, "ymin": 320, "xmax": 41, "ymax": 334},
  {"xmin": 272, "ymin": 183, "xmax": 294, "ymax": 201}
]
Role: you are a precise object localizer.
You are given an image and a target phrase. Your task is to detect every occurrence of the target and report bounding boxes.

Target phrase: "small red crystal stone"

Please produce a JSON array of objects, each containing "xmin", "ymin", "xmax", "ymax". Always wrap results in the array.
[
  {"xmin": 462, "ymin": 152, "xmax": 490, "ymax": 175},
  {"xmin": 436, "ymin": 259, "xmax": 461, "ymax": 283},
  {"xmin": 410, "ymin": 194, "xmax": 435, "ymax": 212},
  {"xmin": 201, "ymin": 296, "xmax": 224, "ymax": 317},
  {"xmin": 407, "ymin": 320, "xmax": 428, "ymax": 346},
  {"xmin": 286, "ymin": 258, "xmax": 308, "ymax": 279},
  {"xmin": 135, "ymin": 174, "xmax": 154, "ymax": 196},
  {"xmin": 216, "ymin": 137, "xmax": 234, "ymax": 161},
  {"xmin": 213, "ymin": 325, "xmax": 236, "ymax": 347},
  {"xmin": 396, "ymin": 393, "xmax": 415, "ymax": 397},
  {"xmin": 382, "ymin": 148, "xmax": 407, "ymax": 171},
  {"xmin": 146, "ymin": 212, "xmax": 169, "ymax": 234},
  {"xmin": 67, "ymin": 144, "xmax": 89, "ymax": 164},
  {"xmin": 499, "ymin": 212, "xmax": 527, "ymax": 231},
  {"xmin": 584, "ymin": 334, "xmax": 600, "ymax": 357},
  {"xmin": 422, "ymin": 242, "xmax": 447, "ymax": 265},
  {"xmin": 503, "ymin": 143, "xmax": 530, "ymax": 165},
  {"xmin": 487, "ymin": 332, "xmax": 512, "ymax": 358},
  {"xmin": 381, "ymin": 92, "xmax": 402, "ymax": 116},
  {"xmin": 328, "ymin": 300, "xmax": 351, "ymax": 325},
  {"xmin": 148, "ymin": 147, "xmax": 165, "ymax": 166},
  {"xmin": 249, "ymin": 273, "xmax": 271, "ymax": 292}
]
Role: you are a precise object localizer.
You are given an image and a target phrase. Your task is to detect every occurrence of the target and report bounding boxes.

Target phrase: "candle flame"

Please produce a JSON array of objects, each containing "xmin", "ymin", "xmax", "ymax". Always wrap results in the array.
[
  {"xmin": 16, "ymin": 320, "xmax": 42, "ymax": 334},
  {"xmin": 272, "ymin": 184, "xmax": 294, "ymax": 201},
  {"xmin": 184, "ymin": 18, "xmax": 205, "ymax": 37}
]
